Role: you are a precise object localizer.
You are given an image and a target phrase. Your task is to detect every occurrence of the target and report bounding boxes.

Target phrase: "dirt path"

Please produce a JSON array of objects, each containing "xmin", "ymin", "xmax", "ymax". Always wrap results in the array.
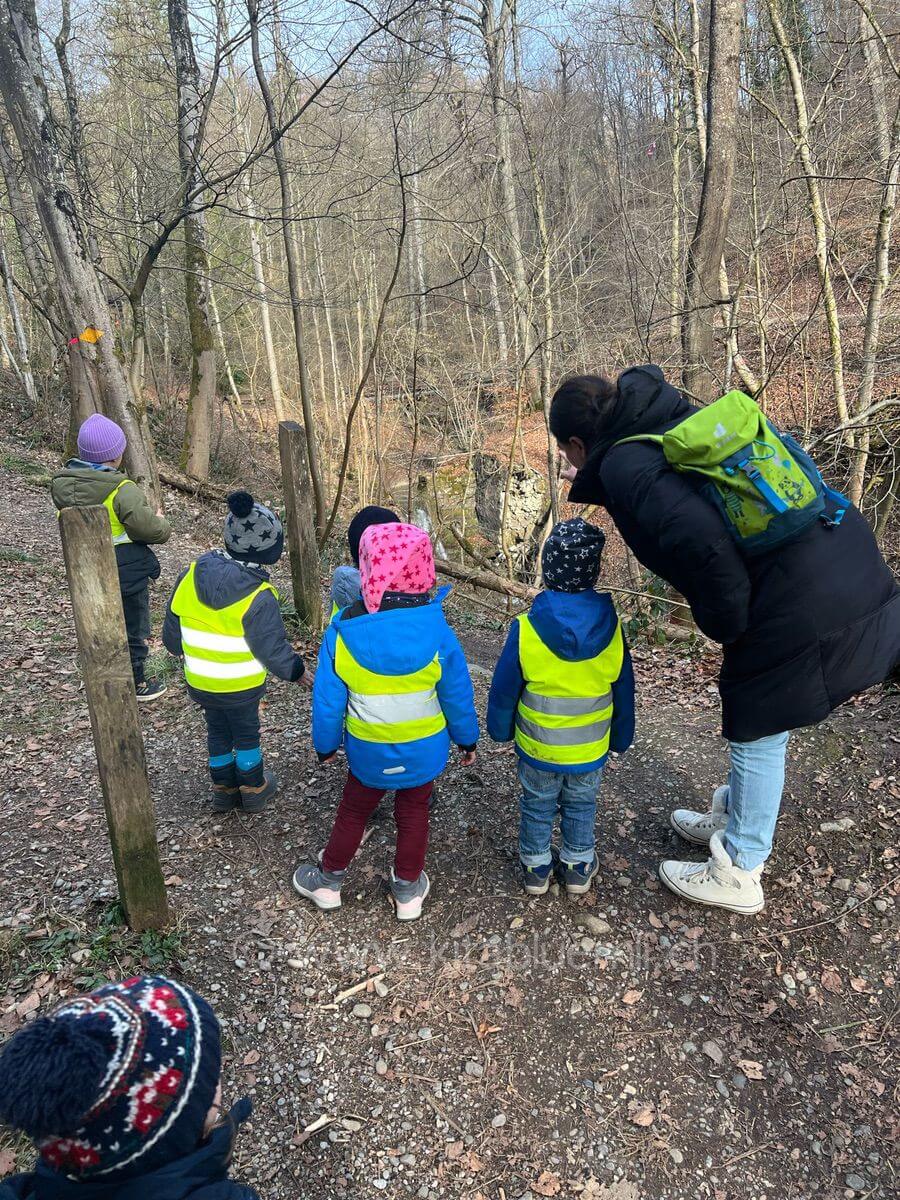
[{"xmin": 1, "ymin": 441, "xmax": 897, "ymax": 1200}]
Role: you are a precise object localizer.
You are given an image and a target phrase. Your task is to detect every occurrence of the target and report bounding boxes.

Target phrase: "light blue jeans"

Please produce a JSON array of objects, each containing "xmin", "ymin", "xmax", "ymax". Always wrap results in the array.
[
  {"xmin": 722, "ymin": 732, "xmax": 791, "ymax": 870},
  {"xmin": 518, "ymin": 760, "xmax": 602, "ymax": 867}
]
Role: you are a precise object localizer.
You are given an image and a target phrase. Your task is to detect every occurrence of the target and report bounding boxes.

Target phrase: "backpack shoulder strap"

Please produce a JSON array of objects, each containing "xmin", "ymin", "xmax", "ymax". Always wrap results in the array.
[{"xmin": 613, "ymin": 434, "xmax": 665, "ymax": 448}]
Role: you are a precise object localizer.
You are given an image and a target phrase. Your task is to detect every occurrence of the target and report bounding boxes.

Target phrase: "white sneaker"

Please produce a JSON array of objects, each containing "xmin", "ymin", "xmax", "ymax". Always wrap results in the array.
[
  {"xmin": 390, "ymin": 871, "xmax": 430, "ymax": 921},
  {"xmin": 670, "ymin": 784, "xmax": 729, "ymax": 845},
  {"xmin": 658, "ymin": 830, "xmax": 765, "ymax": 914}
]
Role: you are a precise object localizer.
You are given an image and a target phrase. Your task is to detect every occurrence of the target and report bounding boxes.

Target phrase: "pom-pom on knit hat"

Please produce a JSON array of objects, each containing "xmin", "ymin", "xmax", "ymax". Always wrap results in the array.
[
  {"xmin": 76, "ymin": 414, "xmax": 127, "ymax": 465},
  {"xmin": 223, "ymin": 491, "xmax": 284, "ymax": 565},
  {"xmin": 541, "ymin": 517, "xmax": 606, "ymax": 593},
  {"xmin": 358, "ymin": 522, "xmax": 435, "ymax": 614},
  {"xmin": 347, "ymin": 506, "xmax": 400, "ymax": 567},
  {"xmin": 0, "ymin": 975, "xmax": 221, "ymax": 1181}
]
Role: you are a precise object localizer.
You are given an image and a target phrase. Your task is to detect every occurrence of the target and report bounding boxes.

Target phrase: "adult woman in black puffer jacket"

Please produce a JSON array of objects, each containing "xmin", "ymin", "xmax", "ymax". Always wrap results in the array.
[{"xmin": 550, "ymin": 364, "xmax": 900, "ymax": 914}]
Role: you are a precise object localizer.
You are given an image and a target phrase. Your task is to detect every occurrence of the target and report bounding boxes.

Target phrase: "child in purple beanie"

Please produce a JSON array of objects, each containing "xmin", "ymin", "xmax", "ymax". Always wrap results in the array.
[
  {"xmin": 50, "ymin": 415, "xmax": 171, "ymax": 701},
  {"xmin": 0, "ymin": 975, "xmax": 259, "ymax": 1199}
]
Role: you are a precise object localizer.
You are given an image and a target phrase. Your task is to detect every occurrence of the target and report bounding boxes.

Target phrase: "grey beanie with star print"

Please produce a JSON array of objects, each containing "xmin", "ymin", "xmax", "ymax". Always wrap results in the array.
[
  {"xmin": 224, "ymin": 491, "xmax": 285, "ymax": 565},
  {"xmin": 541, "ymin": 517, "xmax": 606, "ymax": 592}
]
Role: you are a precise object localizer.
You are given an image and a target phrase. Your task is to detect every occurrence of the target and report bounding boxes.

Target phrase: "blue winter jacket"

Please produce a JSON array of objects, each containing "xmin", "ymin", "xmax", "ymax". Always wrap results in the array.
[
  {"xmin": 0, "ymin": 1101, "xmax": 259, "ymax": 1200},
  {"xmin": 163, "ymin": 551, "xmax": 305, "ymax": 709},
  {"xmin": 487, "ymin": 589, "xmax": 636, "ymax": 775},
  {"xmin": 313, "ymin": 587, "xmax": 480, "ymax": 789}
]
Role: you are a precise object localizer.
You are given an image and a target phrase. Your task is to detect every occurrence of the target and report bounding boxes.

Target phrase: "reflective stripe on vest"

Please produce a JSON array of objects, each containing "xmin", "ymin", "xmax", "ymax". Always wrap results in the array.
[
  {"xmin": 515, "ymin": 613, "xmax": 623, "ymax": 767},
  {"xmin": 171, "ymin": 561, "xmax": 276, "ymax": 694},
  {"xmin": 334, "ymin": 635, "xmax": 446, "ymax": 745},
  {"xmin": 103, "ymin": 481, "xmax": 132, "ymax": 544}
]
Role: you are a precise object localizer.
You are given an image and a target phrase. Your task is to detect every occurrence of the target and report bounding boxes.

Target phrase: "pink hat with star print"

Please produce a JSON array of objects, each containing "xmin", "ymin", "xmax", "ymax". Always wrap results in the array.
[{"xmin": 358, "ymin": 522, "xmax": 436, "ymax": 613}]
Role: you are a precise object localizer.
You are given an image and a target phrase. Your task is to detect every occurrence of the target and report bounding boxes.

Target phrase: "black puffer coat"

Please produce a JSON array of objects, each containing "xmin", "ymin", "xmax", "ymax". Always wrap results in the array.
[{"xmin": 568, "ymin": 365, "xmax": 900, "ymax": 741}]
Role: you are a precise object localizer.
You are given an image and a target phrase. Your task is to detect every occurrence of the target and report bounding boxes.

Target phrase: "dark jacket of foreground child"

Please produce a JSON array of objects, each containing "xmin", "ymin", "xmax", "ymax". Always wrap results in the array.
[
  {"xmin": 162, "ymin": 550, "xmax": 304, "ymax": 707},
  {"xmin": 0, "ymin": 1106, "xmax": 257, "ymax": 1200}
]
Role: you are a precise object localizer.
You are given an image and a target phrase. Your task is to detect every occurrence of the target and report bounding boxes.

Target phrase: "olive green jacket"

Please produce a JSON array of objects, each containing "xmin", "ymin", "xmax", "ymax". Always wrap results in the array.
[{"xmin": 50, "ymin": 460, "xmax": 171, "ymax": 545}]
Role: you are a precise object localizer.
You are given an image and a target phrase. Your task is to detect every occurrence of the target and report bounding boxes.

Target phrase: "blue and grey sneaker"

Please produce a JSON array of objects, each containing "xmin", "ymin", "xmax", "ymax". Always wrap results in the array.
[
  {"xmin": 292, "ymin": 856, "xmax": 345, "ymax": 910},
  {"xmin": 521, "ymin": 860, "xmax": 554, "ymax": 896},
  {"xmin": 559, "ymin": 856, "xmax": 599, "ymax": 896},
  {"xmin": 390, "ymin": 870, "xmax": 431, "ymax": 920}
]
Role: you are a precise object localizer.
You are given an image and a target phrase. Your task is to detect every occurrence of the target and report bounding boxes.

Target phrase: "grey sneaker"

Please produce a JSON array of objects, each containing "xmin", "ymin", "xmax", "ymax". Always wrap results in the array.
[
  {"xmin": 390, "ymin": 870, "xmax": 431, "ymax": 921},
  {"xmin": 292, "ymin": 858, "xmax": 344, "ymax": 910}
]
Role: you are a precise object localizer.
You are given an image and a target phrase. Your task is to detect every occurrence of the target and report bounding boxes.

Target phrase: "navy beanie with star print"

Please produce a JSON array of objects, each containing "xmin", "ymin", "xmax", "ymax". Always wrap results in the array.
[
  {"xmin": 224, "ymin": 491, "xmax": 284, "ymax": 565},
  {"xmin": 541, "ymin": 517, "xmax": 606, "ymax": 593},
  {"xmin": 0, "ymin": 975, "xmax": 221, "ymax": 1181}
]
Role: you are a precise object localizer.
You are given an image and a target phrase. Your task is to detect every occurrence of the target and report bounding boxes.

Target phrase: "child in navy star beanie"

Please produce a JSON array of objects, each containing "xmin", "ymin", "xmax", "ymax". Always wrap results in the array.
[
  {"xmin": 487, "ymin": 517, "xmax": 635, "ymax": 899},
  {"xmin": 0, "ymin": 975, "xmax": 259, "ymax": 1196},
  {"xmin": 329, "ymin": 505, "xmax": 400, "ymax": 615}
]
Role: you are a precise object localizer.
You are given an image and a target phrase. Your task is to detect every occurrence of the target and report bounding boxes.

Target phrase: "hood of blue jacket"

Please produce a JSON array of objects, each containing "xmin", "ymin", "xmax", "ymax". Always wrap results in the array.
[
  {"xmin": 333, "ymin": 588, "xmax": 451, "ymax": 671},
  {"xmin": 527, "ymin": 589, "xmax": 620, "ymax": 660},
  {"xmin": 0, "ymin": 1102, "xmax": 254, "ymax": 1200},
  {"xmin": 192, "ymin": 552, "xmax": 270, "ymax": 611}
]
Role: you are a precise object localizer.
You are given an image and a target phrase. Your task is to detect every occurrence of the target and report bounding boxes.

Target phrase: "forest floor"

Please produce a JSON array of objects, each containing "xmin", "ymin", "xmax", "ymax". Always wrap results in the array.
[{"xmin": 0, "ymin": 435, "xmax": 898, "ymax": 1200}]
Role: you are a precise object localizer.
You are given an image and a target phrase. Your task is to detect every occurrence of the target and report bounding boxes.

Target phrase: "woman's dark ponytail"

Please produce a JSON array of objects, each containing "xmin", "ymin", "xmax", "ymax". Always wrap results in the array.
[{"xmin": 549, "ymin": 374, "xmax": 619, "ymax": 449}]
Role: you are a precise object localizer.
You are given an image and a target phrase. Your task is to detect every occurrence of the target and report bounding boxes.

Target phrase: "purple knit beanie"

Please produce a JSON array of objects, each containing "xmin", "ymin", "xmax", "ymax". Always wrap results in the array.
[{"xmin": 77, "ymin": 414, "xmax": 127, "ymax": 464}]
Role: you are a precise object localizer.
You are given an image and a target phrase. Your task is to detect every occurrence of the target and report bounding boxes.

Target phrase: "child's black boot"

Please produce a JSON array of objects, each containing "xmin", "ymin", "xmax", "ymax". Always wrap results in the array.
[
  {"xmin": 237, "ymin": 760, "xmax": 278, "ymax": 812},
  {"xmin": 209, "ymin": 759, "xmax": 241, "ymax": 812}
]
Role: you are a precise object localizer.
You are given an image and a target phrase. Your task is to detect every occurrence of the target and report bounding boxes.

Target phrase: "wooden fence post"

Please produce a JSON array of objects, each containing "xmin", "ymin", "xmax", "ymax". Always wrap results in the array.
[
  {"xmin": 278, "ymin": 419, "xmax": 324, "ymax": 632},
  {"xmin": 59, "ymin": 506, "xmax": 169, "ymax": 931}
]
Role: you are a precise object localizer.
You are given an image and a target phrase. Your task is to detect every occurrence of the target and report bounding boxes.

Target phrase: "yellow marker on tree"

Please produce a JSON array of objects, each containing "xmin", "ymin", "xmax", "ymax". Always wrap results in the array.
[{"xmin": 79, "ymin": 326, "xmax": 104, "ymax": 343}]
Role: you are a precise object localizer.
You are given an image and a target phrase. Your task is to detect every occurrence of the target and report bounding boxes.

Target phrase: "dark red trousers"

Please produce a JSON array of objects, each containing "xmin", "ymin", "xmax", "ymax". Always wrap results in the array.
[{"xmin": 322, "ymin": 772, "xmax": 432, "ymax": 881}]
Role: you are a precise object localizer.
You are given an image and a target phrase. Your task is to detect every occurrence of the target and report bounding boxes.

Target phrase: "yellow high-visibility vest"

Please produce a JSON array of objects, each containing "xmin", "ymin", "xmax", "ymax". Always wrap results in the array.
[
  {"xmin": 171, "ymin": 561, "xmax": 276, "ymax": 694},
  {"xmin": 334, "ymin": 635, "xmax": 447, "ymax": 744},
  {"xmin": 102, "ymin": 481, "xmax": 132, "ymax": 544},
  {"xmin": 515, "ymin": 614, "xmax": 623, "ymax": 767}
]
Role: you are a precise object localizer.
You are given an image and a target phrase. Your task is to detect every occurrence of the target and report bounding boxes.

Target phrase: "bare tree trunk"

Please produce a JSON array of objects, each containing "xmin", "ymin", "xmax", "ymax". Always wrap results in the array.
[
  {"xmin": 0, "ymin": 0, "xmax": 158, "ymax": 494},
  {"xmin": 54, "ymin": 0, "xmax": 100, "ymax": 265},
  {"xmin": 168, "ymin": 0, "xmax": 216, "ymax": 479},
  {"xmin": 767, "ymin": 0, "xmax": 849, "ymax": 431},
  {"xmin": 210, "ymin": 285, "xmax": 244, "ymax": 411},
  {"xmin": 0, "ymin": 230, "xmax": 37, "ymax": 404},
  {"xmin": 247, "ymin": 0, "xmax": 325, "ymax": 531},
  {"xmin": 848, "ymin": 7, "xmax": 900, "ymax": 507},
  {"xmin": 0, "ymin": 123, "xmax": 49, "ymax": 301},
  {"xmin": 681, "ymin": 0, "xmax": 744, "ymax": 403},
  {"xmin": 481, "ymin": 0, "xmax": 536, "ymax": 397}
]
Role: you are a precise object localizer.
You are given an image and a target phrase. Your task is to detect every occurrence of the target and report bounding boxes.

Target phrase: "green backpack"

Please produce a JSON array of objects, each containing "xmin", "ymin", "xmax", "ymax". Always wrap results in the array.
[{"xmin": 617, "ymin": 390, "xmax": 848, "ymax": 556}]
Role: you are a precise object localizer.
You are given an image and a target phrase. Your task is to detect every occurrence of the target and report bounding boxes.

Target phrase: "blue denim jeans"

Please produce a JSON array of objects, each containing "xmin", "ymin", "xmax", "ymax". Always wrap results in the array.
[
  {"xmin": 722, "ymin": 732, "xmax": 791, "ymax": 871},
  {"xmin": 518, "ymin": 760, "xmax": 602, "ymax": 868}
]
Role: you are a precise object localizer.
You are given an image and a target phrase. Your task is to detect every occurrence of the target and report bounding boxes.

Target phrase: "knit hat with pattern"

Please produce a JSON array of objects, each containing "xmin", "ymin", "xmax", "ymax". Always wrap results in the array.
[
  {"xmin": 0, "ymin": 975, "xmax": 221, "ymax": 1181},
  {"xmin": 223, "ymin": 491, "xmax": 284, "ymax": 565},
  {"xmin": 541, "ymin": 517, "xmax": 606, "ymax": 592},
  {"xmin": 358, "ymin": 522, "xmax": 435, "ymax": 614}
]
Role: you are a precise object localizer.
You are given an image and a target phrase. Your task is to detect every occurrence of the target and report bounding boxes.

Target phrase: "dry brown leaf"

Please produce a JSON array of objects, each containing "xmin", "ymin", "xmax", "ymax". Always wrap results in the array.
[
  {"xmin": 533, "ymin": 1170, "xmax": 562, "ymax": 1196},
  {"xmin": 461, "ymin": 1150, "xmax": 485, "ymax": 1172},
  {"xmin": 505, "ymin": 984, "xmax": 524, "ymax": 1008},
  {"xmin": 0, "ymin": 1150, "xmax": 16, "ymax": 1178},
  {"xmin": 627, "ymin": 1099, "xmax": 655, "ymax": 1126},
  {"xmin": 15, "ymin": 991, "xmax": 40, "ymax": 1017},
  {"xmin": 648, "ymin": 912, "xmax": 663, "ymax": 929},
  {"xmin": 622, "ymin": 989, "xmax": 644, "ymax": 1005},
  {"xmin": 821, "ymin": 967, "xmax": 842, "ymax": 994},
  {"xmin": 446, "ymin": 1140, "xmax": 464, "ymax": 1161},
  {"xmin": 242, "ymin": 1049, "xmax": 261, "ymax": 1066},
  {"xmin": 737, "ymin": 1059, "xmax": 764, "ymax": 1080},
  {"xmin": 850, "ymin": 976, "xmax": 869, "ymax": 993}
]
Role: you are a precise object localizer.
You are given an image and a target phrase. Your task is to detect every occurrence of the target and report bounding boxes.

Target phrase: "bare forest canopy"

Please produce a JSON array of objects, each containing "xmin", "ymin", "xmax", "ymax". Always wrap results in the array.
[{"xmin": 1, "ymin": 0, "xmax": 899, "ymax": 558}]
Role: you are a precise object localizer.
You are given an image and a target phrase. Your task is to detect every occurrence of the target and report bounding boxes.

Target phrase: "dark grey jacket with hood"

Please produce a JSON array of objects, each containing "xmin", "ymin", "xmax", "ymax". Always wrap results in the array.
[{"xmin": 163, "ymin": 551, "xmax": 304, "ymax": 708}]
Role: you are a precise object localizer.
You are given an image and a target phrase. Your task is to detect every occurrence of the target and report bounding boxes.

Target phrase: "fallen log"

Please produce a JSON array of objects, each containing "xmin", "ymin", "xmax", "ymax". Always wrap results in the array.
[{"xmin": 158, "ymin": 465, "xmax": 229, "ymax": 503}]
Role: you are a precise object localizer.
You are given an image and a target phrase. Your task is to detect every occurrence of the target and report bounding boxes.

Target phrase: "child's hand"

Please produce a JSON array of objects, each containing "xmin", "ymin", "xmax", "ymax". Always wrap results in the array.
[
  {"xmin": 320, "ymin": 753, "xmax": 337, "ymax": 765},
  {"xmin": 298, "ymin": 664, "xmax": 315, "ymax": 689},
  {"xmin": 459, "ymin": 748, "xmax": 477, "ymax": 767},
  {"xmin": 559, "ymin": 462, "xmax": 578, "ymax": 482}
]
